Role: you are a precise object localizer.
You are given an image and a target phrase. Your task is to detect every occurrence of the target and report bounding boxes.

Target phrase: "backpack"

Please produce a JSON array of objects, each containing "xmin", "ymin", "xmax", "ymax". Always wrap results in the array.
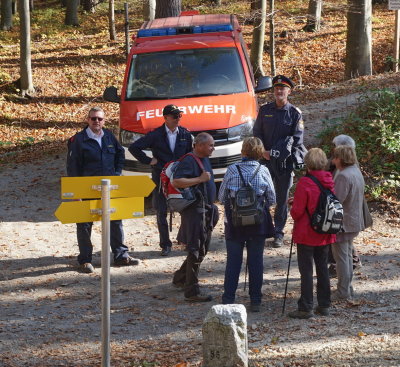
[
  {"xmin": 230, "ymin": 164, "xmax": 265, "ymax": 227},
  {"xmin": 160, "ymin": 153, "xmax": 204, "ymax": 213},
  {"xmin": 305, "ymin": 174, "xmax": 344, "ymax": 234}
]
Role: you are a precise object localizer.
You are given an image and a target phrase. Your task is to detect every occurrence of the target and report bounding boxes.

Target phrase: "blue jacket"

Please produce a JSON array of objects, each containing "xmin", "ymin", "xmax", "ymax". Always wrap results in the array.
[
  {"xmin": 128, "ymin": 124, "xmax": 193, "ymax": 180},
  {"xmin": 67, "ymin": 127, "xmax": 125, "ymax": 177},
  {"xmin": 253, "ymin": 101, "xmax": 306, "ymax": 173}
]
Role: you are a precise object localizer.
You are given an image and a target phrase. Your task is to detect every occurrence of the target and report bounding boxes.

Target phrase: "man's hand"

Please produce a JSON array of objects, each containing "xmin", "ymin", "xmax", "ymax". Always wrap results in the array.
[
  {"xmin": 199, "ymin": 171, "xmax": 211, "ymax": 183},
  {"xmin": 150, "ymin": 157, "xmax": 158, "ymax": 166},
  {"xmin": 263, "ymin": 150, "xmax": 271, "ymax": 160}
]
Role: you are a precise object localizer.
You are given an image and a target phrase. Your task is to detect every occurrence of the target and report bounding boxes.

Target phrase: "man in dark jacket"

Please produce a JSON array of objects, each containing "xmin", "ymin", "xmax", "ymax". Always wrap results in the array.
[
  {"xmin": 171, "ymin": 133, "xmax": 219, "ymax": 302},
  {"xmin": 128, "ymin": 104, "xmax": 193, "ymax": 256},
  {"xmin": 253, "ymin": 75, "xmax": 306, "ymax": 248},
  {"xmin": 67, "ymin": 107, "xmax": 139, "ymax": 273}
]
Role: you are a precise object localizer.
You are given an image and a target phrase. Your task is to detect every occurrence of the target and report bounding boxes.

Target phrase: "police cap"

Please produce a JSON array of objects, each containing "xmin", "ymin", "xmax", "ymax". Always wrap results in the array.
[
  {"xmin": 272, "ymin": 75, "xmax": 295, "ymax": 89},
  {"xmin": 163, "ymin": 104, "xmax": 183, "ymax": 116}
]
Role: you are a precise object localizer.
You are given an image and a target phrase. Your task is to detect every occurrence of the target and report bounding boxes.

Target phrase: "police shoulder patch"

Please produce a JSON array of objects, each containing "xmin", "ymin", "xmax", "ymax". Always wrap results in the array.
[{"xmin": 298, "ymin": 119, "xmax": 305, "ymax": 130}]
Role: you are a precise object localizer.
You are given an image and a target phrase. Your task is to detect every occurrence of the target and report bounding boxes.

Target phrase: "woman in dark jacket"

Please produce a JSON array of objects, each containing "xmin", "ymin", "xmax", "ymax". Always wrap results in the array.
[
  {"xmin": 288, "ymin": 148, "xmax": 336, "ymax": 319},
  {"xmin": 218, "ymin": 137, "xmax": 276, "ymax": 312}
]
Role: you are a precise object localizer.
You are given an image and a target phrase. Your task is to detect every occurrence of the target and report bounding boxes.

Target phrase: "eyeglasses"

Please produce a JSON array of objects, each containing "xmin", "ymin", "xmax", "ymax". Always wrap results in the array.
[
  {"xmin": 172, "ymin": 113, "xmax": 182, "ymax": 119},
  {"xmin": 90, "ymin": 117, "xmax": 104, "ymax": 121}
]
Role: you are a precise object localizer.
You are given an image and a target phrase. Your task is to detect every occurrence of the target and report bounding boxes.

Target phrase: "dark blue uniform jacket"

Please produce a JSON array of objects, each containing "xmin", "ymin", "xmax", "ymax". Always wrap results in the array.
[
  {"xmin": 253, "ymin": 101, "xmax": 306, "ymax": 173},
  {"xmin": 67, "ymin": 127, "xmax": 125, "ymax": 177},
  {"xmin": 128, "ymin": 124, "xmax": 193, "ymax": 181}
]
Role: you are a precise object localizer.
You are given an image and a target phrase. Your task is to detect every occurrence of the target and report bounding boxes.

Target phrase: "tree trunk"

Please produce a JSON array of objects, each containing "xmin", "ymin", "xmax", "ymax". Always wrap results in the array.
[
  {"xmin": 143, "ymin": 0, "xmax": 155, "ymax": 21},
  {"xmin": 269, "ymin": 0, "xmax": 276, "ymax": 76},
  {"xmin": 108, "ymin": 0, "xmax": 116, "ymax": 40},
  {"xmin": 345, "ymin": 0, "xmax": 372, "ymax": 79},
  {"xmin": 65, "ymin": 0, "xmax": 79, "ymax": 26},
  {"xmin": 155, "ymin": 0, "xmax": 180, "ymax": 18},
  {"xmin": 82, "ymin": 0, "xmax": 96, "ymax": 13},
  {"xmin": 303, "ymin": 0, "xmax": 322, "ymax": 32},
  {"xmin": 1, "ymin": 0, "xmax": 13, "ymax": 30},
  {"xmin": 19, "ymin": 0, "xmax": 34, "ymax": 96},
  {"xmin": 250, "ymin": 0, "xmax": 266, "ymax": 78}
]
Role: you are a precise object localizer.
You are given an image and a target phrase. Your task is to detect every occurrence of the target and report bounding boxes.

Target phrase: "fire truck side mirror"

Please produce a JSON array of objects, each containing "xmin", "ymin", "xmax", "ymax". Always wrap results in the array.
[
  {"xmin": 103, "ymin": 86, "xmax": 121, "ymax": 103},
  {"xmin": 255, "ymin": 76, "xmax": 273, "ymax": 93}
]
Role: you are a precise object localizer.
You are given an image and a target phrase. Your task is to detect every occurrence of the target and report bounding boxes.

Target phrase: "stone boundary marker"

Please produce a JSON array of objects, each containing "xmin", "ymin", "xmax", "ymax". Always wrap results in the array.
[{"xmin": 202, "ymin": 304, "xmax": 248, "ymax": 367}]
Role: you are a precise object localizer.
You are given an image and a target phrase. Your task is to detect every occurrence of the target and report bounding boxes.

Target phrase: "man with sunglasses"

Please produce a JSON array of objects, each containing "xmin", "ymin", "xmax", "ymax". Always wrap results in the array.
[
  {"xmin": 67, "ymin": 107, "xmax": 140, "ymax": 273},
  {"xmin": 129, "ymin": 104, "xmax": 193, "ymax": 256}
]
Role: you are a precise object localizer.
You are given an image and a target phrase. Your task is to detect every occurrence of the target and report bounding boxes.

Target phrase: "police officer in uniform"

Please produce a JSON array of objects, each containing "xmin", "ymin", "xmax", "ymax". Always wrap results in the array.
[
  {"xmin": 253, "ymin": 75, "xmax": 306, "ymax": 248},
  {"xmin": 129, "ymin": 105, "xmax": 193, "ymax": 256}
]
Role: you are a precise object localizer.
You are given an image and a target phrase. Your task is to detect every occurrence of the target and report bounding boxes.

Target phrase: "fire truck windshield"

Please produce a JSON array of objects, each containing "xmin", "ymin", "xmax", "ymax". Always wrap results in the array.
[{"xmin": 125, "ymin": 47, "xmax": 248, "ymax": 100}]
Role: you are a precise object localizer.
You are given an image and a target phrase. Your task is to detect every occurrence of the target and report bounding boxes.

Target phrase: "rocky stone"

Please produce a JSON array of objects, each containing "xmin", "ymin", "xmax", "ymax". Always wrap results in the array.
[{"xmin": 202, "ymin": 304, "xmax": 248, "ymax": 367}]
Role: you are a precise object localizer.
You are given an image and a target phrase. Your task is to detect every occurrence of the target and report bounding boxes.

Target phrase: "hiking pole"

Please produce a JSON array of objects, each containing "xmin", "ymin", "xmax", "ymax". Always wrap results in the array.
[
  {"xmin": 282, "ymin": 237, "xmax": 294, "ymax": 316},
  {"xmin": 243, "ymin": 255, "xmax": 248, "ymax": 291}
]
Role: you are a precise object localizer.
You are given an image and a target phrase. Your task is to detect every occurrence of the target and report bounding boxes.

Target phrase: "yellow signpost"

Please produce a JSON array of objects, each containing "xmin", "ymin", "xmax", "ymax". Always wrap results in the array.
[
  {"xmin": 60, "ymin": 175, "xmax": 155, "ymax": 199},
  {"xmin": 54, "ymin": 175, "xmax": 155, "ymax": 367},
  {"xmin": 55, "ymin": 197, "xmax": 145, "ymax": 224}
]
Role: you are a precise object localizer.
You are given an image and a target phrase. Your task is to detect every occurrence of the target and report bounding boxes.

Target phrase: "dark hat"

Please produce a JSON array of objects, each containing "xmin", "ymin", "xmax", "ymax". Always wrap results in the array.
[
  {"xmin": 272, "ymin": 75, "xmax": 294, "ymax": 89},
  {"xmin": 162, "ymin": 104, "xmax": 183, "ymax": 116}
]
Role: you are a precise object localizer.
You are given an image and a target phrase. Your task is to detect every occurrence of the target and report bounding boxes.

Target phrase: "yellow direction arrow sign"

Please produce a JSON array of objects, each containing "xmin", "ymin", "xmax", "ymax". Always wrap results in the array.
[
  {"xmin": 61, "ymin": 176, "xmax": 155, "ymax": 199},
  {"xmin": 55, "ymin": 197, "xmax": 144, "ymax": 224}
]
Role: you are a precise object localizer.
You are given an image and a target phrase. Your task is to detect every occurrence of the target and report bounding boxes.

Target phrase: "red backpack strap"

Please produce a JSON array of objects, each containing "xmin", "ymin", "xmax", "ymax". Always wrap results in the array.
[{"xmin": 185, "ymin": 152, "xmax": 205, "ymax": 171}]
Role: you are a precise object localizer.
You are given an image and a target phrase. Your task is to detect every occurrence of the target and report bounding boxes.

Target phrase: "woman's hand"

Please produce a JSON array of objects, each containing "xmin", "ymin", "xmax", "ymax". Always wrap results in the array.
[{"xmin": 287, "ymin": 197, "xmax": 294, "ymax": 206}]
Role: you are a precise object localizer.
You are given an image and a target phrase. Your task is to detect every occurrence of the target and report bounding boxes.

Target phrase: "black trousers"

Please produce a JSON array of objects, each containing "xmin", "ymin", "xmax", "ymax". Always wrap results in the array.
[
  {"xmin": 173, "ymin": 230, "xmax": 212, "ymax": 298},
  {"xmin": 296, "ymin": 243, "xmax": 331, "ymax": 312}
]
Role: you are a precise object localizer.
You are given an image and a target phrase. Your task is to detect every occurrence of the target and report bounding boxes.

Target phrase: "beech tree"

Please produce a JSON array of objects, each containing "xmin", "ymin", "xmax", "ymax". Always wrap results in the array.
[
  {"xmin": 1, "ymin": 0, "xmax": 13, "ymax": 30},
  {"xmin": 65, "ymin": 0, "xmax": 79, "ymax": 26},
  {"xmin": 303, "ymin": 0, "xmax": 323, "ymax": 32},
  {"xmin": 108, "ymin": 0, "xmax": 116, "ymax": 40},
  {"xmin": 155, "ymin": 0, "xmax": 180, "ymax": 18},
  {"xmin": 143, "ymin": 0, "xmax": 155, "ymax": 21},
  {"xmin": 269, "ymin": 0, "xmax": 276, "ymax": 76},
  {"xmin": 19, "ymin": 0, "xmax": 34, "ymax": 96},
  {"xmin": 250, "ymin": 0, "xmax": 266, "ymax": 78},
  {"xmin": 345, "ymin": 0, "xmax": 372, "ymax": 79}
]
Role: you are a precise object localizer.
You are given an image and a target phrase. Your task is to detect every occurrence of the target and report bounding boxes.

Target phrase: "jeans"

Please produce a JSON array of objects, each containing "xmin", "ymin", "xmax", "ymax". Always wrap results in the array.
[
  {"xmin": 76, "ymin": 220, "xmax": 129, "ymax": 264},
  {"xmin": 152, "ymin": 184, "xmax": 172, "ymax": 250},
  {"xmin": 265, "ymin": 161, "xmax": 293, "ymax": 237},
  {"xmin": 222, "ymin": 236, "xmax": 265, "ymax": 305},
  {"xmin": 331, "ymin": 238, "xmax": 355, "ymax": 299},
  {"xmin": 297, "ymin": 244, "xmax": 331, "ymax": 312}
]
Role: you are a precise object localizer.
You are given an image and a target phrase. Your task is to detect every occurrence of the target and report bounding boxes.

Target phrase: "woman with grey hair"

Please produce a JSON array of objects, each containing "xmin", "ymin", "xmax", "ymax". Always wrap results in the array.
[
  {"xmin": 331, "ymin": 145, "xmax": 366, "ymax": 300},
  {"xmin": 328, "ymin": 135, "xmax": 362, "ymax": 276},
  {"xmin": 332, "ymin": 134, "xmax": 355, "ymax": 149}
]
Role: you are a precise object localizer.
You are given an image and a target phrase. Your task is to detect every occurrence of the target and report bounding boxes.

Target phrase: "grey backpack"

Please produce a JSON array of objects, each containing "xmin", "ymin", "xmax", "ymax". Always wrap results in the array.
[{"xmin": 231, "ymin": 164, "xmax": 264, "ymax": 227}]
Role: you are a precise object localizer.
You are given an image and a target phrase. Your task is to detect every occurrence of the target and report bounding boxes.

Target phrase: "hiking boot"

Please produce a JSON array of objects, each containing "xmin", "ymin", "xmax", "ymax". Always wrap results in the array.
[
  {"xmin": 288, "ymin": 310, "xmax": 314, "ymax": 319},
  {"xmin": 80, "ymin": 263, "xmax": 95, "ymax": 273},
  {"xmin": 161, "ymin": 247, "xmax": 171, "ymax": 256},
  {"xmin": 114, "ymin": 256, "xmax": 140, "ymax": 266},
  {"xmin": 315, "ymin": 306, "xmax": 330, "ymax": 316},
  {"xmin": 272, "ymin": 236, "xmax": 283, "ymax": 248},
  {"xmin": 249, "ymin": 303, "xmax": 261, "ymax": 313},
  {"xmin": 185, "ymin": 293, "xmax": 212, "ymax": 302}
]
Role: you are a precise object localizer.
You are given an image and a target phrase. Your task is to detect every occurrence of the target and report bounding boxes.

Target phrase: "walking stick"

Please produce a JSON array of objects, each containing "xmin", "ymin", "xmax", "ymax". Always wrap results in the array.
[{"xmin": 282, "ymin": 237, "xmax": 294, "ymax": 316}]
